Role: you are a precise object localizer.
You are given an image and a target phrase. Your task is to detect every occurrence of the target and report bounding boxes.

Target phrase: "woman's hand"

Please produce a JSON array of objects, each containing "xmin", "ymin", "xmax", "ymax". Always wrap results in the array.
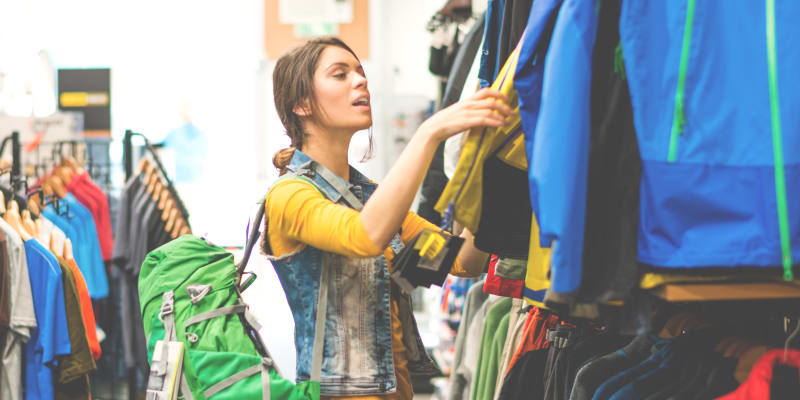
[
  {"xmin": 360, "ymin": 88, "xmax": 512, "ymax": 250},
  {"xmin": 418, "ymin": 88, "xmax": 513, "ymax": 143}
]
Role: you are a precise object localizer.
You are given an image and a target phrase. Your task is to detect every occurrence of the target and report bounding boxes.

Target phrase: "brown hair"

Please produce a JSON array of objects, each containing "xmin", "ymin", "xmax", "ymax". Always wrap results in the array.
[{"xmin": 271, "ymin": 36, "xmax": 373, "ymax": 175}]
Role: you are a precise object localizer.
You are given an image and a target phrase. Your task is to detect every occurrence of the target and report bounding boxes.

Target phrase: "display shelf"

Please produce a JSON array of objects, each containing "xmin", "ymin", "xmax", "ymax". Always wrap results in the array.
[{"xmin": 652, "ymin": 282, "xmax": 800, "ymax": 302}]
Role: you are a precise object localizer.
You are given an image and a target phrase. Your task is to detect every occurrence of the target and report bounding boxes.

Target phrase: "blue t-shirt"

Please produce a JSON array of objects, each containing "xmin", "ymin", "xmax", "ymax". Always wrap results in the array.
[
  {"xmin": 24, "ymin": 239, "xmax": 71, "ymax": 400},
  {"xmin": 42, "ymin": 195, "xmax": 109, "ymax": 299}
]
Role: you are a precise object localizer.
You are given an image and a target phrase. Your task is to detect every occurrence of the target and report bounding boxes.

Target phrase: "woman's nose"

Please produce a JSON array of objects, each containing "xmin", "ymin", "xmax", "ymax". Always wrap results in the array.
[{"xmin": 353, "ymin": 73, "xmax": 368, "ymax": 89}]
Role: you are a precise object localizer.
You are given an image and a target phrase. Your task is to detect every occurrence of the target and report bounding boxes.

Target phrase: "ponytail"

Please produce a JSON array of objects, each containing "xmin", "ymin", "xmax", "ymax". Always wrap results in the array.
[{"xmin": 272, "ymin": 147, "xmax": 297, "ymax": 175}]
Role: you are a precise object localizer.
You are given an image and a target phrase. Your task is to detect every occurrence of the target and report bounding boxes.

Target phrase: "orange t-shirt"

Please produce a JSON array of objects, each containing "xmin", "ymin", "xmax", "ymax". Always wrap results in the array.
[{"xmin": 65, "ymin": 257, "xmax": 101, "ymax": 360}]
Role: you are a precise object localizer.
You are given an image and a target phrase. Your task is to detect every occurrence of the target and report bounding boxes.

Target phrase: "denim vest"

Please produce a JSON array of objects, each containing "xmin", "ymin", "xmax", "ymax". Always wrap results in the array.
[{"xmin": 263, "ymin": 150, "xmax": 439, "ymax": 396}]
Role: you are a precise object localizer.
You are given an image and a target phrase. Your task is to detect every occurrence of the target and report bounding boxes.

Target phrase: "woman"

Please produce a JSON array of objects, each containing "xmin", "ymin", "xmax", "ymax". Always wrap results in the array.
[{"xmin": 263, "ymin": 37, "xmax": 512, "ymax": 399}]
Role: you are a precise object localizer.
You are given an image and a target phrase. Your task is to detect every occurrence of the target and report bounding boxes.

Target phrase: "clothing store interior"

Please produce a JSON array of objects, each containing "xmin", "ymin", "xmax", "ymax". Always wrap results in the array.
[{"xmin": 2, "ymin": 0, "xmax": 800, "ymax": 399}]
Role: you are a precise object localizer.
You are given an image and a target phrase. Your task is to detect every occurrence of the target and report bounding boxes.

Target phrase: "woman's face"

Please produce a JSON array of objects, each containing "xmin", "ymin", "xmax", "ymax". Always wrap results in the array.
[{"xmin": 308, "ymin": 45, "xmax": 372, "ymax": 134}]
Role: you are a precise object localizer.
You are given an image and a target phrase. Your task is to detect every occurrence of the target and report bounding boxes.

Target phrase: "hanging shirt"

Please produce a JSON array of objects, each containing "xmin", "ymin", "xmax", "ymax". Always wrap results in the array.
[
  {"xmin": 0, "ymin": 219, "xmax": 37, "ymax": 400},
  {"xmin": 44, "ymin": 195, "xmax": 108, "ymax": 299},
  {"xmin": 66, "ymin": 172, "xmax": 114, "ymax": 262},
  {"xmin": 65, "ymin": 257, "xmax": 101, "ymax": 360},
  {"xmin": 54, "ymin": 258, "xmax": 96, "ymax": 392},
  {"xmin": 0, "ymin": 228, "xmax": 10, "ymax": 348},
  {"xmin": 516, "ymin": 0, "xmax": 599, "ymax": 294},
  {"xmin": 24, "ymin": 239, "xmax": 71, "ymax": 400}
]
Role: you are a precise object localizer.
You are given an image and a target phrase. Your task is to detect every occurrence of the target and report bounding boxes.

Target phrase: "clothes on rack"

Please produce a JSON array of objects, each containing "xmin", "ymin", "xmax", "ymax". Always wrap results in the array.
[
  {"xmin": 0, "ymin": 154, "xmax": 114, "ymax": 400},
  {"xmin": 112, "ymin": 156, "xmax": 191, "ymax": 384}
]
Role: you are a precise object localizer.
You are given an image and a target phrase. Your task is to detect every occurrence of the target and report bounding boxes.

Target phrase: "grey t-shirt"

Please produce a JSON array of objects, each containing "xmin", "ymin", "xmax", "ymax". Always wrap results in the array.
[
  {"xmin": 448, "ymin": 282, "xmax": 491, "ymax": 400},
  {"xmin": 0, "ymin": 218, "xmax": 37, "ymax": 400}
]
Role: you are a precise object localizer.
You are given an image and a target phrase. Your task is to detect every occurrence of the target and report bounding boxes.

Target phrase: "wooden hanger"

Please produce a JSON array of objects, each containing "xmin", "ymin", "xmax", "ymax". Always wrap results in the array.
[
  {"xmin": 146, "ymin": 170, "xmax": 161, "ymax": 195},
  {"xmin": 55, "ymin": 164, "xmax": 74, "ymax": 186},
  {"xmin": 49, "ymin": 229, "xmax": 58, "ymax": 254},
  {"xmin": 5, "ymin": 200, "xmax": 31, "ymax": 241},
  {"xmin": 136, "ymin": 158, "xmax": 151, "ymax": 176},
  {"xmin": 162, "ymin": 198, "xmax": 174, "ymax": 221},
  {"xmin": 165, "ymin": 208, "xmax": 178, "ymax": 233},
  {"xmin": 179, "ymin": 225, "xmax": 191, "ymax": 236},
  {"xmin": 171, "ymin": 218, "xmax": 184, "ymax": 239},
  {"xmin": 658, "ymin": 312, "xmax": 712, "ymax": 339},
  {"xmin": 143, "ymin": 163, "xmax": 157, "ymax": 188},
  {"xmin": 149, "ymin": 178, "xmax": 164, "ymax": 200},
  {"xmin": 21, "ymin": 210, "xmax": 36, "ymax": 238},
  {"xmin": 157, "ymin": 187, "xmax": 169, "ymax": 210},
  {"xmin": 62, "ymin": 156, "xmax": 84, "ymax": 176},
  {"xmin": 49, "ymin": 175, "xmax": 68, "ymax": 199},
  {"xmin": 63, "ymin": 238, "xmax": 74, "ymax": 261},
  {"xmin": 0, "ymin": 190, "xmax": 7, "ymax": 216},
  {"xmin": 27, "ymin": 196, "xmax": 41, "ymax": 217}
]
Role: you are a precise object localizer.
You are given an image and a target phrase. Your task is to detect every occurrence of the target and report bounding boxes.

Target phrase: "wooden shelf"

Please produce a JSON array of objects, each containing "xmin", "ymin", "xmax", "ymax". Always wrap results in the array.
[{"xmin": 652, "ymin": 282, "xmax": 800, "ymax": 302}]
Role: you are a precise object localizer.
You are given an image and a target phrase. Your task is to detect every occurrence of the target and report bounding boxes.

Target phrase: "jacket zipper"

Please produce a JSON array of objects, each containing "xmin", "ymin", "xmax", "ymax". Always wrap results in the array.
[
  {"xmin": 766, "ymin": 0, "xmax": 793, "ymax": 280},
  {"xmin": 667, "ymin": 0, "xmax": 696, "ymax": 162}
]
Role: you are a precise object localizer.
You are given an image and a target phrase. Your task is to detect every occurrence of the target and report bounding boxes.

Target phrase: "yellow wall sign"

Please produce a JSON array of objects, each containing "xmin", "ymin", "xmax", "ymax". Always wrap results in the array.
[{"xmin": 59, "ymin": 92, "xmax": 109, "ymax": 107}]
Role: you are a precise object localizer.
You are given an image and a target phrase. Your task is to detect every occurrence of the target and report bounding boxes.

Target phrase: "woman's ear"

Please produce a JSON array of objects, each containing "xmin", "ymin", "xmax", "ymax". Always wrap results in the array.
[{"xmin": 293, "ymin": 99, "xmax": 311, "ymax": 117}]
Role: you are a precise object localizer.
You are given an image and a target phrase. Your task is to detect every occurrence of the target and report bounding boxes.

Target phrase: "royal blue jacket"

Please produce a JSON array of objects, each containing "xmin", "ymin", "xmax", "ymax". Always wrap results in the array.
[
  {"xmin": 516, "ymin": 0, "xmax": 800, "ymax": 295},
  {"xmin": 621, "ymin": 0, "xmax": 800, "ymax": 279}
]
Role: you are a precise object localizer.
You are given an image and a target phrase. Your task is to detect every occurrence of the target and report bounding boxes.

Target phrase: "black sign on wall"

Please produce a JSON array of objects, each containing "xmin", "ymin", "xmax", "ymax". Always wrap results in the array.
[{"xmin": 57, "ymin": 68, "xmax": 111, "ymax": 135}]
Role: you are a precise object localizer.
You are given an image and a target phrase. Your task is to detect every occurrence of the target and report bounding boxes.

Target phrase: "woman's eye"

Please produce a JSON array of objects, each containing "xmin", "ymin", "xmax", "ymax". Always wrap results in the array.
[{"xmin": 333, "ymin": 73, "xmax": 346, "ymax": 79}]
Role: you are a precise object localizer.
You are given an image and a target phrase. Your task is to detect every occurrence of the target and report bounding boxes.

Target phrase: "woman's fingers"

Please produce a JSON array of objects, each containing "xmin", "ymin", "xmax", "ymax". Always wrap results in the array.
[{"xmin": 472, "ymin": 87, "xmax": 509, "ymax": 103}]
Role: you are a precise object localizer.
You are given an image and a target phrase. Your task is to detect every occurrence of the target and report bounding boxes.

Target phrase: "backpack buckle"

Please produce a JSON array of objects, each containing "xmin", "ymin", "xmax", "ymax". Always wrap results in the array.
[{"xmin": 159, "ymin": 292, "xmax": 175, "ymax": 322}]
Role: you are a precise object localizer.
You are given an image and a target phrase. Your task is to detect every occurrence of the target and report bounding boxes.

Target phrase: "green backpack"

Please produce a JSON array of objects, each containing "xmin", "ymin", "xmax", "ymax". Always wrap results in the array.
[{"xmin": 138, "ymin": 203, "xmax": 328, "ymax": 400}]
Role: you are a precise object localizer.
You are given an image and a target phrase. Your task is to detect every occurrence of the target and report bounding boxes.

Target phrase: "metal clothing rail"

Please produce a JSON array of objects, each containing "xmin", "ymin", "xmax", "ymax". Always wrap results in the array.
[
  {"xmin": 123, "ymin": 129, "xmax": 190, "ymax": 227},
  {"xmin": 0, "ymin": 131, "xmax": 23, "ymax": 195}
]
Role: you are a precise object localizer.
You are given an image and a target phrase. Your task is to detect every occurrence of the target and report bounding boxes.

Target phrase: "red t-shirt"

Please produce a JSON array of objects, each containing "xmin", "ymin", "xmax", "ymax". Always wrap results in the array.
[
  {"xmin": 484, "ymin": 255, "xmax": 525, "ymax": 298},
  {"xmin": 66, "ymin": 172, "xmax": 113, "ymax": 261},
  {"xmin": 718, "ymin": 349, "xmax": 800, "ymax": 399}
]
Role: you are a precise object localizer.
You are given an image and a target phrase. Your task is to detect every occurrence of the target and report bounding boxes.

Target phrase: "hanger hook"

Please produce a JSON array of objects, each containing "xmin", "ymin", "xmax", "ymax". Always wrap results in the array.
[{"xmin": 784, "ymin": 318, "xmax": 800, "ymax": 363}]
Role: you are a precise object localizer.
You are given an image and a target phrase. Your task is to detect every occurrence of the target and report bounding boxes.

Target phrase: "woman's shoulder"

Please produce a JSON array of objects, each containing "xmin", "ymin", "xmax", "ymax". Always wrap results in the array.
[{"xmin": 265, "ymin": 176, "xmax": 326, "ymax": 206}]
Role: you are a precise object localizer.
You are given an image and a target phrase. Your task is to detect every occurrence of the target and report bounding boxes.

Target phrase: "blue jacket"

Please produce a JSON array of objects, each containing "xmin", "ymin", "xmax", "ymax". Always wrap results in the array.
[
  {"xmin": 516, "ymin": 0, "xmax": 800, "ymax": 294},
  {"xmin": 620, "ymin": 0, "xmax": 800, "ymax": 277},
  {"xmin": 515, "ymin": 0, "xmax": 597, "ymax": 294}
]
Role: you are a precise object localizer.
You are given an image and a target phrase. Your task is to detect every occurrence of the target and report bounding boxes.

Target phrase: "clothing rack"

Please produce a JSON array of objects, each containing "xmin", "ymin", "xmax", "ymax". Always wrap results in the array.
[
  {"xmin": 123, "ymin": 129, "xmax": 190, "ymax": 226},
  {"xmin": 122, "ymin": 129, "xmax": 191, "ymax": 400},
  {"xmin": 49, "ymin": 138, "xmax": 114, "ymax": 191},
  {"xmin": 0, "ymin": 131, "xmax": 24, "ymax": 195}
]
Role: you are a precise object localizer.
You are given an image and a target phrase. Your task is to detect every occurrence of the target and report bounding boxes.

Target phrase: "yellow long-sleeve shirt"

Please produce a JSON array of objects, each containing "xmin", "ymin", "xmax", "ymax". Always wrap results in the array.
[{"xmin": 266, "ymin": 178, "xmax": 476, "ymax": 399}]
